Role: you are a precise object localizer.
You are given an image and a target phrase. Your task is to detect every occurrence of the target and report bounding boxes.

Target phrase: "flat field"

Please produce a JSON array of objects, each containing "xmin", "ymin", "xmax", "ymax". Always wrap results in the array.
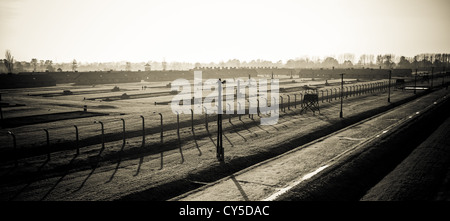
[{"xmin": 0, "ymin": 75, "xmax": 440, "ymax": 201}]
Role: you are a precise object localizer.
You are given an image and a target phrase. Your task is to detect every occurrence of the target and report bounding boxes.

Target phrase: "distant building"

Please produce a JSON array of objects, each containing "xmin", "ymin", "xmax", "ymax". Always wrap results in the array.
[
  {"xmin": 162, "ymin": 61, "xmax": 167, "ymax": 71},
  {"xmin": 144, "ymin": 63, "xmax": 151, "ymax": 72}
]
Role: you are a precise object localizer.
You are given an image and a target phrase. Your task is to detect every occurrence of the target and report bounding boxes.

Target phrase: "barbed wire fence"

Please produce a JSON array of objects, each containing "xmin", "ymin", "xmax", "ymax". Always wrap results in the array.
[{"xmin": 1, "ymin": 71, "xmax": 448, "ymax": 168}]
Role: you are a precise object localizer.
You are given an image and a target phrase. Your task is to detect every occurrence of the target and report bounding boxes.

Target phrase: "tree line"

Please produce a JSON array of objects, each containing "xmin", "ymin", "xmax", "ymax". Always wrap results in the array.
[{"xmin": 1, "ymin": 50, "xmax": 449, "ymax": 74}]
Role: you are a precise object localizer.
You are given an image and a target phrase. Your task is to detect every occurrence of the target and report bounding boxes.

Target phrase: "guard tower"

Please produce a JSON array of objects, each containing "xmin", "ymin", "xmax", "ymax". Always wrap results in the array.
[
  {"xmin": 144, "ymin": 63, "xmax": 151, "ymax": 72},
  {"xmin": 300, "ymin": 86, "xmax": 320, "ymax": 114}
]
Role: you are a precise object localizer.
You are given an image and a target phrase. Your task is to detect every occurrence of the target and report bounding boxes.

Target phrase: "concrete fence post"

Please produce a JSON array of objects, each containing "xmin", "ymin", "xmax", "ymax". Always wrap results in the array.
[
  {"xmin": 158, "ymin": 113, "xmax": 163, "ymax": 144},
  {"xmin": 7, "ymin": 131, "xmax": 17, "ymax": 167},
  {"xmin": 139, "ymin": 116, "xmax": 145, "ymax": 147},
  {"xmin": 203, "ymin": 107, "xmax": 208, "ymax": 130},
  {"xmin": 287, "ymin": 95, "xmax": 291, "ymax": 110},
  {"xmin": 280, "ymin": 96, "xmax": 284, "ymax": 112},
  {"xmin": 237, "ymin": 102, "xmax": 242, "ymax": 120},
  {"xmin": 190, "ymin": 109, "xmax": 194, "ymax": 131},
  {"xmin": 44, "ymin": 129, "xmax": 50, "ymax": 160},
  {"xmin": 120, "ymin": 119, "xmax": 126, "ymax": 147},
  {"xmin": 227, "ymin": 103, "xmax": 232, "ymax": 123},
  {"xmin": 74, "ymin": 125, "xmax": 79, "ymax": 155},
  {"xmin": 294, "ymin": 94, "xmax": 297, "ymax": 107}
]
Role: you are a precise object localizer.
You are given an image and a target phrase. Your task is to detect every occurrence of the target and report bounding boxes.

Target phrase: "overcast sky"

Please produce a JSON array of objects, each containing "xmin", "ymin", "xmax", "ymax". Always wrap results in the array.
[{"xmin": 1, "ymin": 0, "xmax": 449, "ymax": 63}]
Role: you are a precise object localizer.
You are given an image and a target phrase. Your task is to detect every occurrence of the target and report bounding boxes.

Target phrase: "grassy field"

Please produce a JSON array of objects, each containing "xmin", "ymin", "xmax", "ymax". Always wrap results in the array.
[{"xmin": 0, "ymin": 74, "xmax": 440, "ymax": 201}]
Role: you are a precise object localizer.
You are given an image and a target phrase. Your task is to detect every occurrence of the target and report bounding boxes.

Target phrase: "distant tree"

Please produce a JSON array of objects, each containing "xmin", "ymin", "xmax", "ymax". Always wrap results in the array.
[
  {"xmin": 397, "ymin": 56, "xmax": 411, "ymax": 69},
  {"xmin": 358, "ymin": 54, "xmax": 368, "ymax": 66},
  {"xmin": 322, "ymin": 57, "xmax": 339, "ymax": 68},
  {"xmin": 39, "ymin": 60, "xmax": 44, "ymax": 71},
  {"xmin": 31, "ymin": 58, "xmax": 38, "ymax": 72},
  {"xmin": 4, "ymin": 50, "xmax": 14, "ymax": 73},
  {"xmin": 376, "ymin": 55, "xmax": 383, "ymax": 67},
  {"xmin": 419, "ymin": 55, "xmax": 432, "ymax": 68},
  {"xmin": 411, "ymin": 55, "xmax": 420, "ymax": 68},
  {"xmin": 72, "ymin": 59, "xmax": 78, "ymax": 72},
  {"xmin": 382, "ymin": 54, "xmax": 395, "ymax": 69},
  {"xmin": 342, "ymin": 60, "xmax": 353, "ymax": 67},
  {"xmin": 45, "ymin": 60, "xmax": 55, "ymax": 72},
  {"xmin": 14, "ymin": 61, "xmax": 24, "ymax": 72}
]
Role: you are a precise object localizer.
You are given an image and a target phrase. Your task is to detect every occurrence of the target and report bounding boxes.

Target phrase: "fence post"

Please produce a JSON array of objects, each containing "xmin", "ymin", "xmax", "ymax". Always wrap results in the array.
[
  {"xmin": 287, "ymin": 95, "xmax": 291, "ymax": 110},
  {"xmin": 120, "ymin": 119, "xmax": 126, "ymax": 147},
  {"xmin": 320, "ymin": 90, "xmax": 324, "ymax": 103},
  {"xmin": 190, "ymin": 109, "xmax": 194, "ymax": 131},
  {"xmin": 330, "ymin": 88, "xmax": 333, "ymax": 100},
  {"xmin": 227, "ymin": 103, "xmax": 232, "ymax": 123},
  {"xmin": 256, "ymin": 99, "xmax": 260, "ymax": 117},
  {"xmin": 140, "ymin": 116, "xmax": 145, "ymax": 147},
  {"xmin": 74, "ymin": 125, "xmax": 79, "ymax": 155},
  {"xmin": 280, "ymin": 96, "xmax": 284, "ymax": 112},
  {"xmin": 248, "ymin": 99, "xmax": 252, "ymax": 119},
  {"xmin": 158, "ymin": 113, "xmax": 163, "ymax": 144},
  {"xmin": 7, "ymin": 131, "xmax": 17, "ymax": 167},
  {"xmin": 203, "ymin": 107, "xmax": 208, "ymax": 130},
  {"xmin": 176, "ymin": 111, "xmax": 184, "ymax": 163},
  {"xmin": 272, "ymin": 96, "xmax": 277, "ymax": 114},
  {"xmin": 176, "ymin": 111, "xmax": 180, "ymax": 140},
  {"xmin": 237, "ymin": 102, "xmax": 242, "ymax": 120},
  {"xmin": 294, "ymin": 94, "xmax": 297, "ymax": 108},
  {"xmin": 299, "ymin": 92, "xmax": 303, "ymax": 107},
  {"xmin": 44, "ymin": 129, "xmax": 50, "ymax": 160}
]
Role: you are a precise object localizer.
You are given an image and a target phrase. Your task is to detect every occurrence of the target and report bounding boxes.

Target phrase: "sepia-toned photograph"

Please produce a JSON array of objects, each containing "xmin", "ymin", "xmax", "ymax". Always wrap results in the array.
[{"xmin": 1, "ymin": 0, "xmax": 449, "ymax": 217}]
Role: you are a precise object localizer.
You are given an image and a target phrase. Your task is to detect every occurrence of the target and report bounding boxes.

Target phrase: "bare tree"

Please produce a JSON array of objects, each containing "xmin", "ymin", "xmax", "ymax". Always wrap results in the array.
[{"xmin": 4, "ymin": 50, "xmax": 14, "ymax": 73}]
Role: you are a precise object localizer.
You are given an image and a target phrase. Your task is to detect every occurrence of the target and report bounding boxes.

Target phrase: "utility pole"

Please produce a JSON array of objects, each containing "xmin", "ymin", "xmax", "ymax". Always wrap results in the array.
[
  {"xmin": 217, "ymin": 78, "xmax": 226, "ymax": 162},
  {"xmin": 340, "ymin": 73, "xmax": 344, "ymax": 118}
]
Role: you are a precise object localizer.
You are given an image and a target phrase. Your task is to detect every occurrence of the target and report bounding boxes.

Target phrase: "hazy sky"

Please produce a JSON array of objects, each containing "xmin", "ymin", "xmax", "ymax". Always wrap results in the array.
[{"xmin": 1, "ymin": 0, "xmax": 449, "ymax": 63}]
